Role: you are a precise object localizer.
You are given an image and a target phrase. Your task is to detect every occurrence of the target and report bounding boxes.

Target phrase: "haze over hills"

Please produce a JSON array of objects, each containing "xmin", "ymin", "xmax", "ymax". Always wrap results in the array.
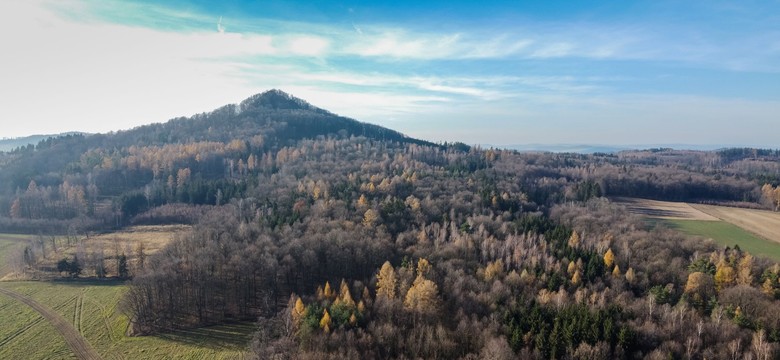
[
  {"xmin": 0, "ymin": 132, "xmax": 89, "ymax": 152},
  {"xmin": 499, "ymin": 144, "xmax": 750, "ymax": 154}
]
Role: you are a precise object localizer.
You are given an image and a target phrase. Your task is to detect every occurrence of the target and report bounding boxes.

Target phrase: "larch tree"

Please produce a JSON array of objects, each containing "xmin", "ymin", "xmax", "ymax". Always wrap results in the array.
[
  {"xmin": 339, "ymin": 279, "xmax": 355, "ymax": 307},
  {"xmin": 685, "ymin": 272, "xmax": 716, "ymax": 307},
  {"xmin": 404, "ymin": 276, "xmax": 440, "ymax": 314},
  {"xmin": 625, "ymin": 267, "xmax": 636, "ymax": 284},
  {"xmin": 320, "ymin": 309, "xmax": 332, "ymax": 333},
  {"xmin": 714, "ymin": 260, "xmax": 736, "ymax": 291},
  {"xmin": 292, "ymin": 297, "xmax": 306, "ymax": 328},
  {"xmin": 568, "ymin": 230, "xmax": 581, "ymax": 248},
  {"xmin": 612, "ymin": 264, "xmax": 621, "ymax": 277},
  {"xmin": 416, "ymin": 258, "xmax": 431, "ymax": 278},
  {"xmin": 571, "ymin": 269, "xmax": 582, "ymax": 285},
  {"xmin": 9, "ymin": 198, "xmax": 21, "ymax": 218},
  {"xmin": 323, "ymin": 281, "xmax": 334, "ymax": 300},
  {"xmin": 376, "ymin": 261, "xmax": 397, "ymax": 299},
  {"xmin": 737, "ymin": 253, "xmax": 754, "ymax": 286},
  {"xmin": 363, "ymin": 209, "xmax": 379, "ymax": 227},
  {"xmin": 603, "ymin": 248, "xmax": 615, "ymax": 268}
]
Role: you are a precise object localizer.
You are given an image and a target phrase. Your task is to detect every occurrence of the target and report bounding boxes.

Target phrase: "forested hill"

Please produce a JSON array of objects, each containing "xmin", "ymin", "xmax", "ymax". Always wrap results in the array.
[{"xmin": 0, "ymin": 90, "xmax": 435, "ymax": 200}]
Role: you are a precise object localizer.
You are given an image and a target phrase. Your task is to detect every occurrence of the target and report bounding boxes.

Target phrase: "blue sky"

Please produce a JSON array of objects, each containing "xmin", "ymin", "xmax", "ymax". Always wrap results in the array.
[{"xmin": 1, "ymin": 0, "xmax": 779, "ymax": 146}]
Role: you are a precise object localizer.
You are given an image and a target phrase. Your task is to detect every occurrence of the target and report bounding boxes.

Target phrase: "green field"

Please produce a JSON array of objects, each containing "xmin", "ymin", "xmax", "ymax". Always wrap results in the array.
[
  {"xmin": 0, "ymin": 290, "xmax": 74, "ymax": 359},
  {"xmin": 0, "ymin": 281, "xmax": 254, "ymax": 359},
  {"xmin": 665, "ymin": 220, "xmax": 780, "ymax": 261}
]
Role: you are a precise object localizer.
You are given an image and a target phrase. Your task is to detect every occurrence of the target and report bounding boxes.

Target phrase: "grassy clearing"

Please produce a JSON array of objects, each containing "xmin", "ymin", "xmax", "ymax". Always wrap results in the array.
[
  {"xmin": 690, "ymin": 204, "xmax": 780, "ymax": 244},
  {"xmin": 664, "ymin": 219, "xmax": 780, "ymax": 261},
  {"xmin": 0, "ymin": 281, "xmax": 253, "ymax": 359},
  {"xmin": 0, "ymin": 226, "xmax": 254, "ymax": 359}
]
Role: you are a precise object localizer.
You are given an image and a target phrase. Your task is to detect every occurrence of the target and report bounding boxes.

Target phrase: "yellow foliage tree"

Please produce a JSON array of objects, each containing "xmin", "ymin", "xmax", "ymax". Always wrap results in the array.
[
  {"xmin": 339, "ymin": 279, "xmax": 355, "ymax": 307},
  {"xmin": 567, "ymin": 261, "xmax": 577, "ymax": 275},
  {"xmin": 376, "ymin": 261, "xmax": 397, "ymax": 299},
  {"xmin": 603, "ymin": 248, "xmax": 615, "ymax": 268},
  {"xmin": 762, "ymin": 278, "xmax": 775, "ymax": 296},
  {"xmin": 349, "ymin": 312, "xmax": 358, "ymax": 326},
  {"xmin": 357, "ymin": 194, "xmax": 368, "ymax": 208},
  {"xmin": 363, "ymin": 209, "xmax": 379, "ymax": 227},
  {"xmin": 404, "ymin": 277, "xmax": 440, "ymax": 314},
  {"xmin": 323, "ymin": 281, "xmax": 334, "ymax": 300},
  {"xmin": 571, "ymin": 270, "xmax": 582, "ymax": 285},
  {"xmin": 320, "ymin": 309, "xmax": 331, "ymax": 333},
  {"xmin": 568, "ymin": 231, "xmax": 581, "ymax": 248},
  {"xmin": 612, "ymin": 264, "xmax": 621, "ymax": 277},
  {"xmin": 416, "ymin": 258, "xmax": 431, "ymax": 278},
  {"xmin": 625, "ymin": 267, "xmax": 636, "ymax": 284},
  {"xmin": 484, "ymin": 259, "xmax": 504, "ymax": 281},
  {"xmin": 685, "ymin": 271, "xmax": 716, "ymax": 306},
  {"xmin": 292, "ymin": 296, "xmax": 306, "ymax": 328},
  {"xmin": 737, "ymin": 253, "xmax": 754, "ymax": 286},
  {"xmin": 714, "ymin": 260, "xmax": 736, "ymax": 291}
]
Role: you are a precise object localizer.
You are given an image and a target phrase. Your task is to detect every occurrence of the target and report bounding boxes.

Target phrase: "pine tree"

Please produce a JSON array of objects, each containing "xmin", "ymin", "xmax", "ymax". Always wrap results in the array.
[{"xmin": 116, "ymin": 253, "xmax": 128, "ymax": 278}]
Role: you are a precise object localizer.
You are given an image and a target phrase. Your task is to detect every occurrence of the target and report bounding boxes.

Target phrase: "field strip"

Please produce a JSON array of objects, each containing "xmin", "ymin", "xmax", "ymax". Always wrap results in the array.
[
  {"xmin": 0, "ymin": 287, "xmax": 103, "ymax": 360},
  {"xmin": 690, "ymin": 204, "xmax": 780, "ymax": 245},
  {"xmin": 613, "ymin": 197, "xmax": 719, "ymax": 221}
]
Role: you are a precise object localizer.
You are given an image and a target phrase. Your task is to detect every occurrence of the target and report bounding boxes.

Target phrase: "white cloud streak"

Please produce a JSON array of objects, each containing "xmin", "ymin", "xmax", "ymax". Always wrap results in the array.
[{"xmin": 1, "ymin": 0, "xmax": 778, "ymax": 147}]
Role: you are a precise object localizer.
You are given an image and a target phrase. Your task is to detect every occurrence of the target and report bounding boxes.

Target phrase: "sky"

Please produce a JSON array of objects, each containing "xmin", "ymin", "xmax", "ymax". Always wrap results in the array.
[{"xmin": 1, "ymin": 0, "xmax": 779, "ymax": 147}]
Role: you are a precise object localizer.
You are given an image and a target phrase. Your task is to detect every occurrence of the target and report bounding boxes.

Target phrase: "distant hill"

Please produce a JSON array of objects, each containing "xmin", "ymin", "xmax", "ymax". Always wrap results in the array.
[
  {"xmin": 498, "ymin": 143, "xmax": 742, "ymax": 154},
  {"xmin": 0, "ymin": 90, "xmax": 437, "ymax": 193},
  {"xmin": 0, "ymin": 133, "xmax": 88, "ymax": 152}
]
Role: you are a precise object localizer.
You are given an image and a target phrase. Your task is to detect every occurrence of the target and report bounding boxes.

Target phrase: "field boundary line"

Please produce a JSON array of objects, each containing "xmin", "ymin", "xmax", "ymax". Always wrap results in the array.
[{"xmin": 0, "ymin": 287, "xmax": 102, "ymax": 360}]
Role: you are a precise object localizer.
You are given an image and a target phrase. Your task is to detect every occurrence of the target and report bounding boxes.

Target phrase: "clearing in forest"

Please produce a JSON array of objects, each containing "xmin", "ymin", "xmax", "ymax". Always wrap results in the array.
[
  {"xmin": 689, "ymin": 204, "xmax": 780, "ymax": 245},
  {"xmin": 615, "ymin": 197, "xmax": 780, "ymax": 261},
  {"xmin": 612, "ymin": 197, "xmax": 718, "ymax": 221}
]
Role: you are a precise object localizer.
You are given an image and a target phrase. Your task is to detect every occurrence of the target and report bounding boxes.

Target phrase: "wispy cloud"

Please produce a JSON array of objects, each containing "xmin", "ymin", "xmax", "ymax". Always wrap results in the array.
[{"xmin": 1, "ymin": 0, "xmax": 778, "ymax": 147}]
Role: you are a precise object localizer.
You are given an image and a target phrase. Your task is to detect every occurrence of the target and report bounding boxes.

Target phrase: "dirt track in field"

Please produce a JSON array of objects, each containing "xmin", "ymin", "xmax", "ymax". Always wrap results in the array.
[
  {"xmin": 0, "ymin": 287, "xmax": 102, "ymax": 360},
  {"xmin": 691, "ymin": 204, "xmax": 780, "ymax": 245},
  {"xmin": 613, "ymin": 197, "xmax": 719, "ymax": 221}
]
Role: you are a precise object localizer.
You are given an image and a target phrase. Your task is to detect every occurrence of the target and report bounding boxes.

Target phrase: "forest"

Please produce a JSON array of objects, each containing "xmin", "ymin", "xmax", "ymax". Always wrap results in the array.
[{"xmin": 1, "ymin": 90, "xmax": 780, "ymax": 359}]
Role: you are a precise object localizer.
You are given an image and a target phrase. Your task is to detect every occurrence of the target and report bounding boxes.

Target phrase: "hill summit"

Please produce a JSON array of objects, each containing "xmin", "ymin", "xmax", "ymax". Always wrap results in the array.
[{"xmin": 239, "ymin": 89, "xmax": 331, "ymax": 115}]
